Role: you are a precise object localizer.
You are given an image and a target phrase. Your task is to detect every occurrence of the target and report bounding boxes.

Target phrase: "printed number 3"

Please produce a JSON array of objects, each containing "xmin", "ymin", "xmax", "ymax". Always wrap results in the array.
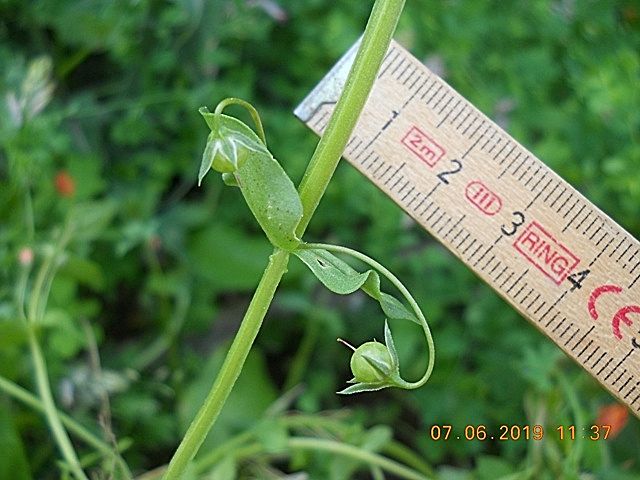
[{"xmin": 501, "ymin": 211, "xmax": 525, "ymax": 236}]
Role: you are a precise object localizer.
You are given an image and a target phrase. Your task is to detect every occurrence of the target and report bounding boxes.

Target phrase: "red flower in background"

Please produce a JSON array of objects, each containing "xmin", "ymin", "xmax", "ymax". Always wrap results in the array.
[
  {"xmin": 596, "ymin": 403, "xmax": 628, "ymax": 439},
  {"xmin": 54, "ymin": 171, "xmax": 75, "ymax": 197}
]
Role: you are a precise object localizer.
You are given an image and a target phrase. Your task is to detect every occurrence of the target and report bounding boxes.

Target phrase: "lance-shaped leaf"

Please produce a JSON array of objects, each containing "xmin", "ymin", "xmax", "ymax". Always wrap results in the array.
[
  {"xmin": 293, "ymin": 248, "xmax": 418, "ymax": 324},
  {"xmin": 199, "ymin": 108, "xmax": 303, "ymax": 251},
  {"xmin": 337, "ymin": 382, "xmax": 388, "ymax": 395}
]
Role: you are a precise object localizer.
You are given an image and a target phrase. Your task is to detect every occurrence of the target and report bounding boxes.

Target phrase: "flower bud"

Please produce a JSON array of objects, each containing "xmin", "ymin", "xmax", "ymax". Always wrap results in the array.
[{"xmin": 198, "ymin": 107, "xmax": 268, "ymax": 185}]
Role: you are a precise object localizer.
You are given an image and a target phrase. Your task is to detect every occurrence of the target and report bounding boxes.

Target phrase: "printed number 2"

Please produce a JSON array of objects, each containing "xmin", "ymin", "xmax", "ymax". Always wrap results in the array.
[
  {"xmin": 501, "ymin": 211, "xmax": 525, "ymax": 236},
  {"xmin": 436, "ymin": 159, "xmax": 462, "ymax": 185}
]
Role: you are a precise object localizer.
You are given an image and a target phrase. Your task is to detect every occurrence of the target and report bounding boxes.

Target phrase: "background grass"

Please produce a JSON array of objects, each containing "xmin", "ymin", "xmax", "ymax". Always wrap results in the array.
[{"xmin": 1, "ymin": 0, "xmax": 639, "ymax": 478}]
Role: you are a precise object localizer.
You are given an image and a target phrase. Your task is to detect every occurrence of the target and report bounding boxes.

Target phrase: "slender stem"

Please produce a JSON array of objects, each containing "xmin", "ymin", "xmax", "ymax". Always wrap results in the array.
[
  {"xmin": 303, "ymin": 243, "xmax": 435, "ymax": 388},
  {"xmin": 27, "ymin": 327, "xmax": 89, "ymax": 480},
  {"xmin": 286, "ymin": 437, "xmax": 429, "ymax": 480},
  {"xmin": 163, "ymin": 2, "xmax": 405, "ymax": 477},
  {"xmin": 24, "ymin": 222, "xmax": 89, "ymax": 479},
  {"xmin": 202, "ymin": 437, "xmax": 429, "ymax": 480},
  {"xmin": 0, "ymin": 375, "xmax": 127, "ymax": 462},
  {"xmin": 162, "ymin": 249, "xmax": 290, "ymax": 477},
  {"xmin": 214, "ymin": 97, "xmax": 267, "ymax": 146},
  {"xmin": 296, "ymin": 0, "xmax": 406, "ymax": 234}
]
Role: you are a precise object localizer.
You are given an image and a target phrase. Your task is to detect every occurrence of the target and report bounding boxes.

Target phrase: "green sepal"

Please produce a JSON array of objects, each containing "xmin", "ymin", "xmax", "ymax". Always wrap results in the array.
[
  {"xmin": 337, "ymin": 382, "xmax": 388, "ymax": 395},
  {"xmin": 383, "ymin": 320, "xmax": 399, "ymax": 369},
  {"xmin": 293, "ymin": 248, "xmax": 418, "ymax": 324},
  {"xmin": 221, "ymin": 172, "xmax": 239, "ymax": 187},
  {"xmin": 361, "ymin": 351, "xmax": 395, "ymax": 378}
]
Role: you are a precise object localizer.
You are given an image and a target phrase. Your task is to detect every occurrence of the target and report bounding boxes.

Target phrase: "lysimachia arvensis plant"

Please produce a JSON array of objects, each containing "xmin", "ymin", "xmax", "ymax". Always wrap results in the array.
[{"xmin": 198, "ymin": 97, "xmax": 435, "ymax": 395}]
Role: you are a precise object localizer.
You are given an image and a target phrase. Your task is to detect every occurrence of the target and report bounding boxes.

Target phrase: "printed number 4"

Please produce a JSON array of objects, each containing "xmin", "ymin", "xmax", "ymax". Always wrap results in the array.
[{"xmin": 567, "ymin": 269, "xmax": 591, "ymax": 291}]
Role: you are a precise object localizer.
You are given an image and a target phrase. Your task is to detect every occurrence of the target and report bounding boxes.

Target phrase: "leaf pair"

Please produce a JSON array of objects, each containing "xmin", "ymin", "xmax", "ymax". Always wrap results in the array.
[{"xmin": 198, "ymin": 103, "xmax": 302, "ymax": 251}]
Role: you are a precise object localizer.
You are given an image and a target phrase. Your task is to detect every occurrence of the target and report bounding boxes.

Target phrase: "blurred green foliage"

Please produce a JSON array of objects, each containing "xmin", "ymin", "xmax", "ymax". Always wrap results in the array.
[{"xmin": 0, "ymin": 0, "xmax": 639, "ymax": 478}]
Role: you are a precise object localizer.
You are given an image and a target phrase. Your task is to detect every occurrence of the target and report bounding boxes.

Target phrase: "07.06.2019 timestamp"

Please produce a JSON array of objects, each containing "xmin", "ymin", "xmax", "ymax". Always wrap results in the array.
[{"xmin": 429, "ymin": 425, "xmax": 612, "ymax": 441}]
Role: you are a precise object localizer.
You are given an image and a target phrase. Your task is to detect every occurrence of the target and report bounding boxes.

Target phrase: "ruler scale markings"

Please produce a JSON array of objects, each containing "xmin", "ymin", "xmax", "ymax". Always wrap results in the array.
[
  {"xmin": 525, "ymin": 175, "xmax": 552, "ymax": 210},
  {"xmin": 425, "ymin": 84, "xmax": 444, "ymax": 106},
  {"xmin": 419, "ymin": 78, "xmax": 439, "ymax": 101},
  {"xmin": 609, "ymin": 236, "xmax": 627, "ymax": 259},
  {"xmin": 624, "ymin": 383, "xmax": 638, "ymax": 399},
  {"xmin": 619, "ymin": 376, "xmax": 632, "ymax": 392},
  {"xmin": 400, "ymin": 67, "xmax": 416, "ymax": 86},
  {"xmin": 455, "ymin": 109, "xmax": 474, "ymax": 130},
  {"xmin": 436, "ymin": 216, "xmax": 453, "ymax": 236},
  {"xmin": 436, "ymin": 95, "xmax": 455, "ymax": 116},
  {"xmin": 517, "ymin": 160, "xmax": 534, "ymax": 182},
  {"xmin": 552, "ymin": 317, "xmax": 567, "ymax": 334},
  {"xmin": 486, "ymin": 134, "xmax": 502, "ymax": 154},
  {"xmin": 574, "ymin": 209, "xmax": 593, "ymax": 233},
  {"xmin": 513, "ymin": 283, "xmax": 529, "ymax": 300},
  {"xmin": 618, "ymin": 242, "xmax": 633, "ymax": 262},
  {"xmin": 533, "ymin": 300, "xmax": 547, "ymax": 315},
  {"xmin": 437, "ymin": 98, "xmax": 461, "ymax": 127},
  {"xmin": 562, "ymin": 197, "xmax": 581, "ymax": 221},
  {"xmin": 559, "ymin": 323, "xmax": 573, "ymax": 339},
  {"xmin": 295, "ymin": 40, "xmax": 640, "ymax": 416},
  {"xmin": 430, "ymin": 87, "xmax": 451, "ymax": 111},
  {"xmin": 392, "ymin": 59, "xmax": 410, "ymax": 80},
  {"xmin": 572, "ymin": 326, "xmax": 595, "ymax": 352},
  {"xmin": 511, "ymin": 154, "xmax": 530, "ymax": 178},
  {"xmin": 494, "ymin": 265, "xmax": 509, "ymax": 282},
  {"xmin": 405, "ymin": 72, "xmax": 423, "ymax": 91},
  {"xmin": 431, "ymin": 210, "xmax": 447, "ymax": 230},
  {"xmin": 499, "ymin": 151, "xmax": 522, "ymax": 177},
  {"xmin": 378, "ymin": 48, "xmax": 400, "ymax": 78},
  {"xmin": 613, "ymin": 369, "xmax": 627, "ymax": 385},
  {"xmin": 523, "ymin": 165, "xmax": 540, "ymax": 188}
]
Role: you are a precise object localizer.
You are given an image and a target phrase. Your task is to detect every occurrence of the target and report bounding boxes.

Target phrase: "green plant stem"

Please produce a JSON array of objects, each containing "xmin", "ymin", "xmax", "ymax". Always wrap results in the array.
[
  {"xmin": 296, "ymin": 0, "xmax": 405, "ymax": 234},
  {"xmin": 195, "ymin": 413, "xmax": 433, "ymax": 475},
  {"xmin": 0, "ymin": 375, "xmax": 125, "ymax": 460},
  {"xmin": 163, "ymin": 1, "xmax": 405, "ymax": 477},
  {"xmin": 27, "ymin": 326, "xmax": 89, "ymax": 480},
  {"xmin": 287, "ymin": 437, "xmax": 428, "ymax": 480},
  {"xmin": 304, "ymin": 242, "xmax": 435, "ymax": 388},
  {"xmin": 229, "ymin": 437, "xmax": 429, "ymax": 480},
  {"xmin": 162, "ymin": 249, "xmax": 290, "ymax": 477},
  {"xmin": 22, "ymin": 222, "xmax": 89, "ymax": 479}
]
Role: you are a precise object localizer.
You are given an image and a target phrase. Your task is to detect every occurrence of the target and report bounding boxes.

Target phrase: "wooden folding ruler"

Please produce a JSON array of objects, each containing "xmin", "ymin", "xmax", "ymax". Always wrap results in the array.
[{"xmin": 295, "ymin": 40, "xmax": 640, "ymax": 417}]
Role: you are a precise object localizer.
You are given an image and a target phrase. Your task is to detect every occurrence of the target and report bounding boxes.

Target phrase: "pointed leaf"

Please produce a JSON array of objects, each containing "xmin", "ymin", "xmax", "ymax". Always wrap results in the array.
[
  {"xmin": 294, "ymin": 248, "xmax": 369, "ymax": 294},
  {"xmin": 379, "ymin": 293, "xmax": 419, "ymax": 325},
  {"xmin": 234, "ymin": 141, "xmax": 302, "ymax": 250},
  {"xmin": 384, "ymin": 321, "xmax": 399, "ymax": 369},
  {"xmin": 294, "ymin": 248, "xmax": 419, "ymax": 324},
  {"xmin": 337, "ymin": 382, "xmax": 388, "ymax": 395}
]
